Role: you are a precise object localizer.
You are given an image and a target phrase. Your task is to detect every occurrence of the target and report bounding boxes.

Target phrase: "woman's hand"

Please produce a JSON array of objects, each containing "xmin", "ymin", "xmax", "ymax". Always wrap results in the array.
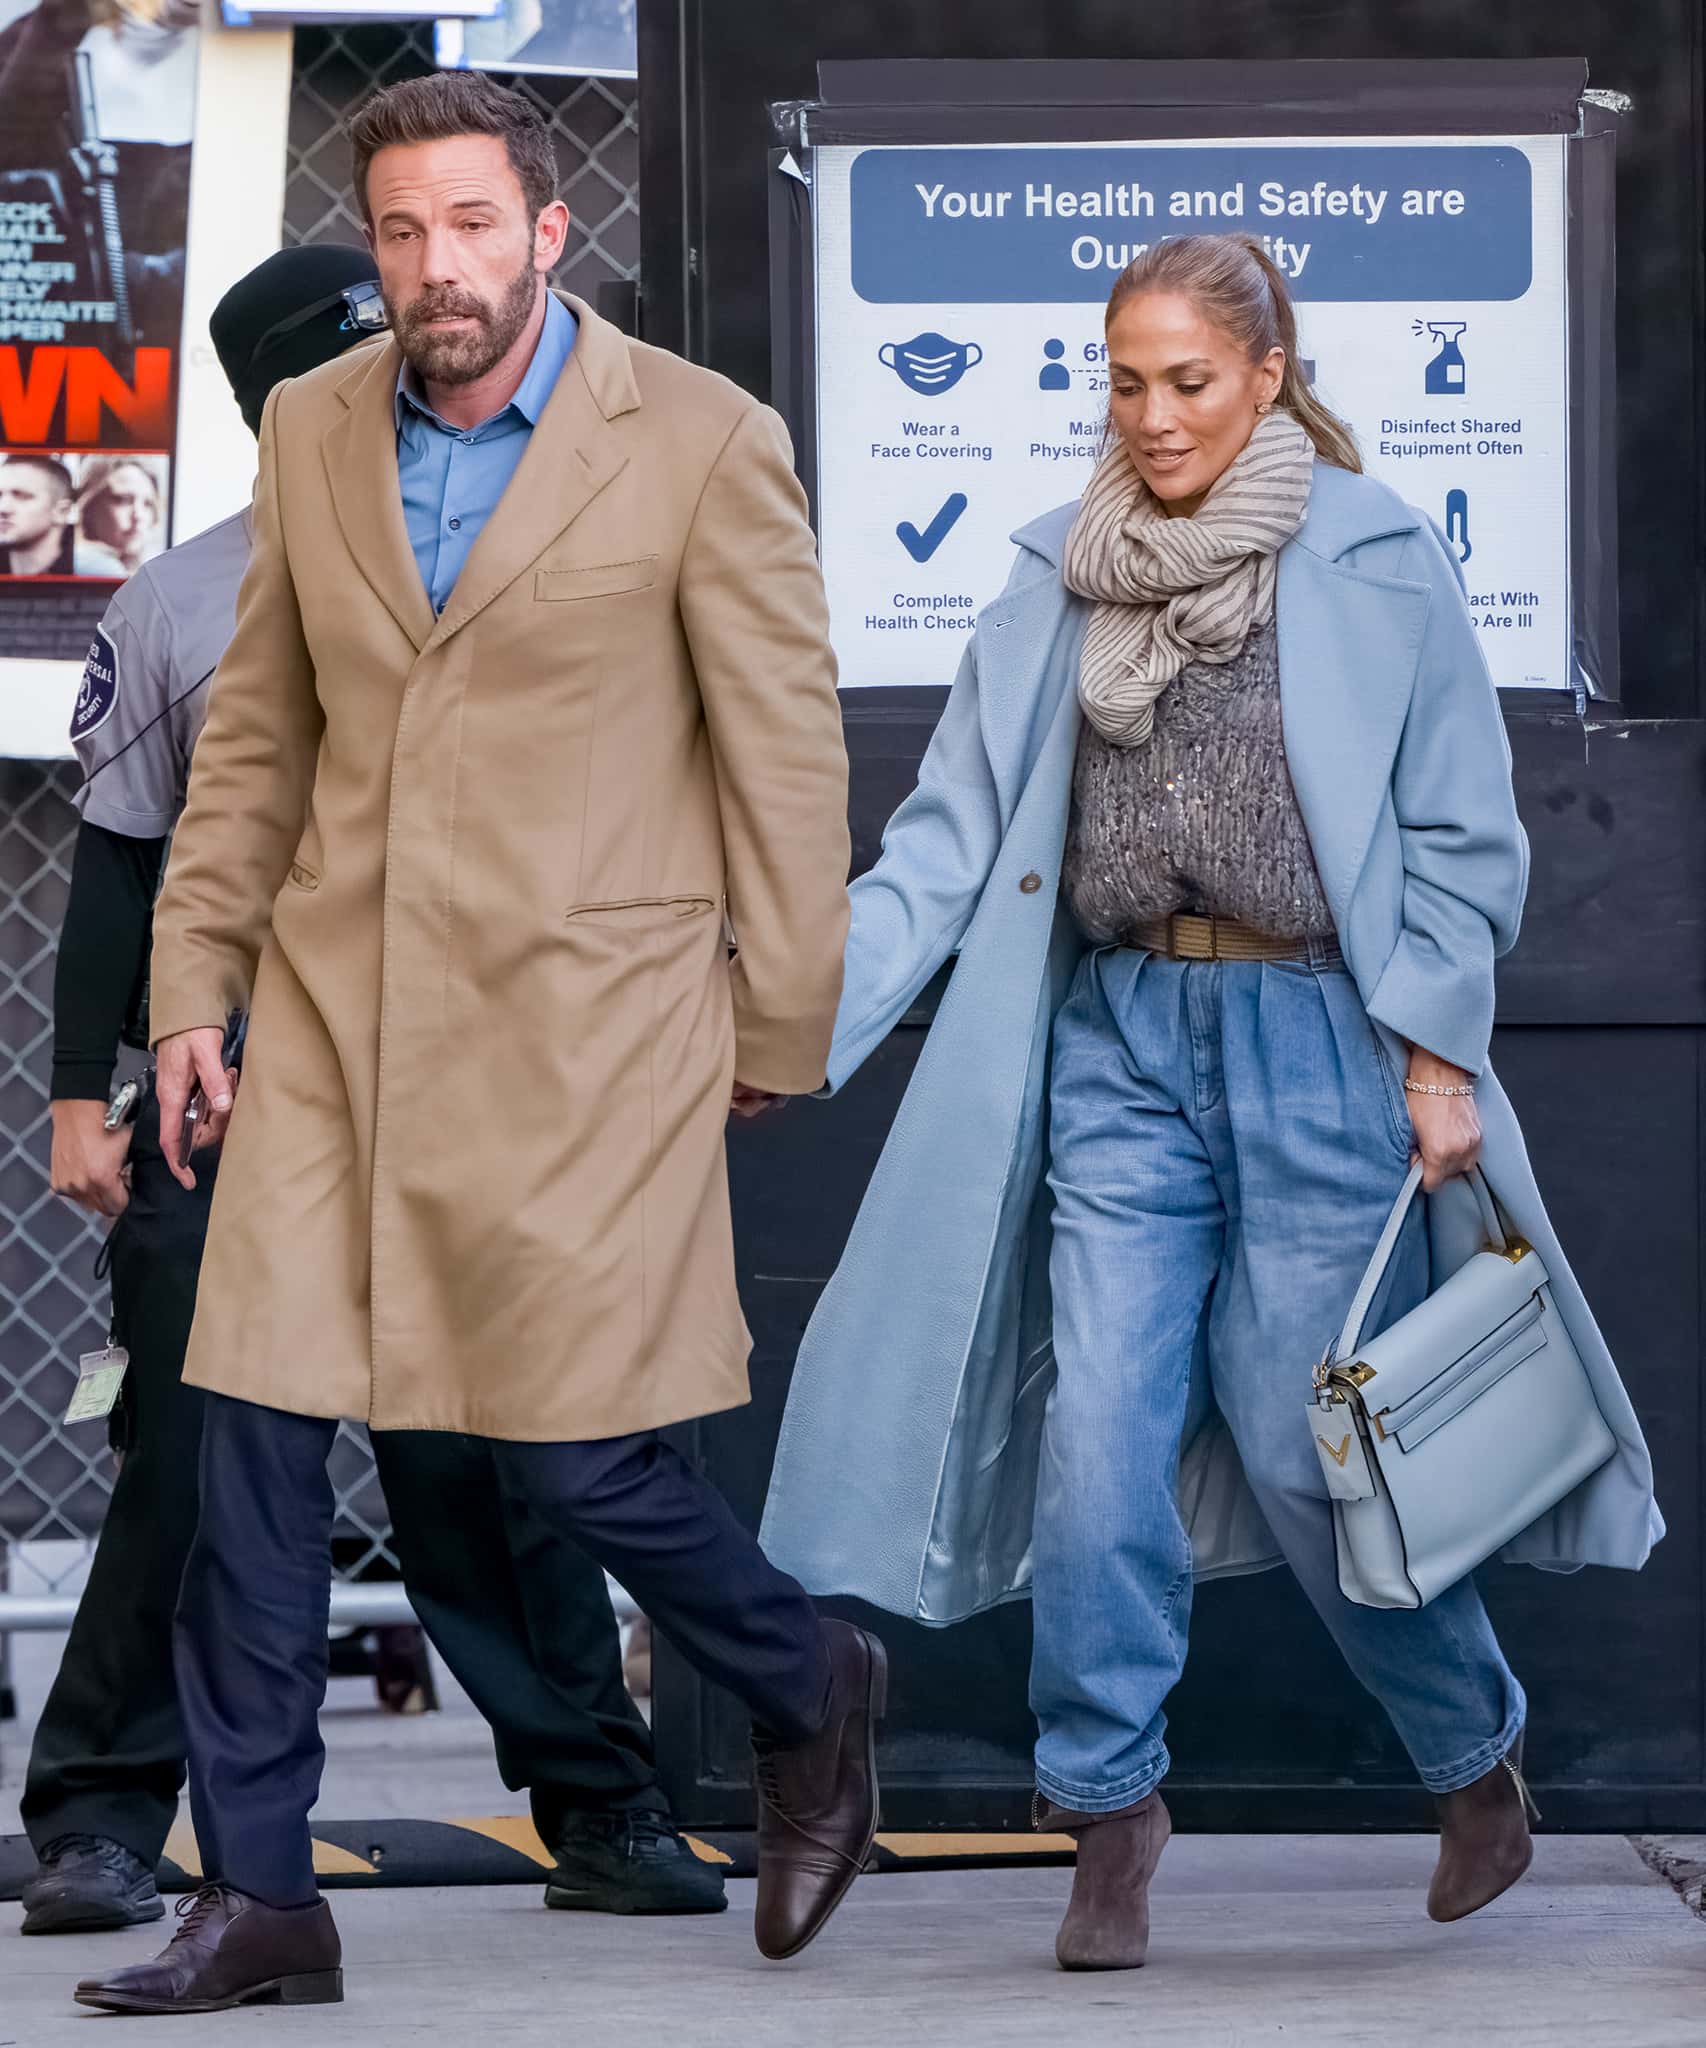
[
  {"xmin": 730, "ymin": 1082, "xmax": 787, "ymax": 1121},
  {"xmin": 1405, "ymin": 1049, "xmax": 1482, "ymax": 1193}
]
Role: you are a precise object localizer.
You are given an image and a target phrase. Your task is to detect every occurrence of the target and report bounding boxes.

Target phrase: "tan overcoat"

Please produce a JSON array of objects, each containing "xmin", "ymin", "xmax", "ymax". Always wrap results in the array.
[{"xmin": 149, "ymin": 295, "xmax": 851, "ymax": 1439}]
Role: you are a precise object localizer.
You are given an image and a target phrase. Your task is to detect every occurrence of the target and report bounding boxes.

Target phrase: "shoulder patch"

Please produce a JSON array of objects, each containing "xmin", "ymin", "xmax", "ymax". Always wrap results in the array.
[{"xmin": 70, "ymin": 626, "xmax": 120, "ymax": 743}]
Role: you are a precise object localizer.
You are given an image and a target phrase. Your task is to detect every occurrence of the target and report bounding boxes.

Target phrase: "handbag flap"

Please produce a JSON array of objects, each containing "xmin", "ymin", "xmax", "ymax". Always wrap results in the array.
[{"xmin": 1348, "ymin": 1244, "xmax": 1548, "ymax": 1414}]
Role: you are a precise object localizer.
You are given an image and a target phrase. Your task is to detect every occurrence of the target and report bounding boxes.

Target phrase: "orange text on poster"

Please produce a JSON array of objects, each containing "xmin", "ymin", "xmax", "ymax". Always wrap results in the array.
[{"xmin": 0, "ymin": 347, "xmax": 173, "ymax": 448}]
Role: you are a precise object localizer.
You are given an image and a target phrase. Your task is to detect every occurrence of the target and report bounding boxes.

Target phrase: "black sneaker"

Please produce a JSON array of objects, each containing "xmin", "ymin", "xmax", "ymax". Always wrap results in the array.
[
  {"xmin": 544, "ymin": 1810, "xmax": 729, "ymax": 1916},
  {"xmin": 20, "ymin": 1834, "xmax": 165, "ymax": 1935}
]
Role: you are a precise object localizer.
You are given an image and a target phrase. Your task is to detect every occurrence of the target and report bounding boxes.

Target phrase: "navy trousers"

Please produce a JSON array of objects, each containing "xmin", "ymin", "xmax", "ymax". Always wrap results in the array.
[{"xmin": 176, "ymin": 1393, "xmax": 832, "ymax": 1906}]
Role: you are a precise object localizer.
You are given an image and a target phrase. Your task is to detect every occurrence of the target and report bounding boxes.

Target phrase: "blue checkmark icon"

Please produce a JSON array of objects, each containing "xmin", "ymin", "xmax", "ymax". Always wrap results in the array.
[{"xmin": 896, "ymin": 493, "xmax": 968, "ymax": 563}]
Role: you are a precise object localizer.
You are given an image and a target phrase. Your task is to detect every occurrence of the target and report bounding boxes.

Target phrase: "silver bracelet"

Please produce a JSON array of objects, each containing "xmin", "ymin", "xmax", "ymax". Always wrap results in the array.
[{"xmin": 1403, "ymin": 1078, "xmax": 1476, "ymax": 1098}]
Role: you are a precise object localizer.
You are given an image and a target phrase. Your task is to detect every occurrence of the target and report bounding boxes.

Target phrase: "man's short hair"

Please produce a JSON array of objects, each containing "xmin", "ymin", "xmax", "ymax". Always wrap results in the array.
[
  {"xmin": 350, "ymin": 74, "xmax": 559, "ymax": 225},
  {"xmin": 0, "ymin": 453, "xmax": 74, "ymax": 502}
]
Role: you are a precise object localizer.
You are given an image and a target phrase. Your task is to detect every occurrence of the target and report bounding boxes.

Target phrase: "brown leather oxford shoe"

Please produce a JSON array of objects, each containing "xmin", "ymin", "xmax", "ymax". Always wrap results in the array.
[
  {"xmin": 74, "ymin": 1883, "xmax": 343, "ymax": 2015},
  {"xmin": 751, "ymin": 1618, "xmax": 887, "ymax": 1960}
]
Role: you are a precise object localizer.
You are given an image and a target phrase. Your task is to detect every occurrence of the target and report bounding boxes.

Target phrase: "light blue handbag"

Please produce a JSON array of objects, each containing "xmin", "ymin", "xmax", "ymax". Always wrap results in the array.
[{"xmin": 1309, "ymin": 1164, "xmax": 1618, "ymax": 1609}]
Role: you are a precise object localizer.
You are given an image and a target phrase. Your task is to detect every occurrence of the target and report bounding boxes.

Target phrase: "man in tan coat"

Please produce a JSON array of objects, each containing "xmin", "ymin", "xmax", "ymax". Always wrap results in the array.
[{"xmin": 76, "ymin": 74, "xmax": 885, "ymax": 2018}]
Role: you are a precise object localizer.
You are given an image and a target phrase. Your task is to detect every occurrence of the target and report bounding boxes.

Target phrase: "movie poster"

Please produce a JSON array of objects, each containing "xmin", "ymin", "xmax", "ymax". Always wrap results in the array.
[{"xmin": 0, "ymin": 0, "xmax": 197, "ymax": 660}]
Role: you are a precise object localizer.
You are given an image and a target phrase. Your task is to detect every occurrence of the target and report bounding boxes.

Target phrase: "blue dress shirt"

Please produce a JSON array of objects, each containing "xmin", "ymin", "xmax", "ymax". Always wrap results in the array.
[{"xmin": 395, "ymin": 292, "xmax": 578, "ymax": 614}]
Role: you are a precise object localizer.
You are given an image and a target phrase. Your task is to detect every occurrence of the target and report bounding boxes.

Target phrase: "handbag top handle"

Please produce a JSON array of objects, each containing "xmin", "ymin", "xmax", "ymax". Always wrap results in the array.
[{"xmin": 1332, "ymin": 1164, "xmax": 1511, "ymax": 1365}]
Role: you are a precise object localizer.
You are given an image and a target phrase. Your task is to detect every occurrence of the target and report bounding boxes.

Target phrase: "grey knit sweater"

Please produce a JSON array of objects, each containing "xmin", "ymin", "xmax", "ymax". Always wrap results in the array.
[{"xmin": 1064, "ymin": 618, "xmax": 1337, "ymax": 943}]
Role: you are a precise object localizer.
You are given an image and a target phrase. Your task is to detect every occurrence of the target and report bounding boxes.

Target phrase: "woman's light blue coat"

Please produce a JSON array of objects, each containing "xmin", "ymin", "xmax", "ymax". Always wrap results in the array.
[{"xmin": 761, "ymin": 461, "xmax": 1662, "ymax": 1626}]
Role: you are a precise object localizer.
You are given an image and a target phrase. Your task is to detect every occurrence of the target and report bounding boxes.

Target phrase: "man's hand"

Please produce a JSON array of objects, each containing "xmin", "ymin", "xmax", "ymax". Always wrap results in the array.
[
  {"xmin": 730, "ymin": 1082, "xmax": 788, "ymax": 1122},
  {"xmin": 50, "ymin": 1098, "xmax": 133, "ymax": 1218},
  {"xmin": 156, "ymin": 1028, "xmax": 236, "ymax": 1191}
]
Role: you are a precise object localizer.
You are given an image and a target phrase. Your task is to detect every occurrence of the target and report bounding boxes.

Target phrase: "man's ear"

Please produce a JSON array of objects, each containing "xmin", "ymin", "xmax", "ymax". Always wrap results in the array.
[{"xmin": 534, "ymin": 199, "xmax": 571, "ymax": 273}]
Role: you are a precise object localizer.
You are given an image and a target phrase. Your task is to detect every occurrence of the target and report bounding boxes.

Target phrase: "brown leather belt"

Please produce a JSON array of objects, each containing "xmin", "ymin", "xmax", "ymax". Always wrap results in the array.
[{"xmin": 1129, "ymin": 912, "xmax": 1338, "ymax": 964}]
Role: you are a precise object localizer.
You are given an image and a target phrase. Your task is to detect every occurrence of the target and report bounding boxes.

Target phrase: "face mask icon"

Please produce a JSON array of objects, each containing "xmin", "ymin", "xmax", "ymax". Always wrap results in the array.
[{"xmin": 879, "ymin": 333, "xmax": 984, "ymax": 396}]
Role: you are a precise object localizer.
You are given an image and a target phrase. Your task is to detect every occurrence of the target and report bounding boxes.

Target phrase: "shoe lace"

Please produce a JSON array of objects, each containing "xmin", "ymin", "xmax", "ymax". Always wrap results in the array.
[
  {"xmin": 41, "ymin": 1832, "xmax": 106, "ymax": 1862},
  {"xmin": 751, "ymin": 1735, "xmax": 786, "ymax": 1814},
  {"xmin": 171, "ymin": 1883, "xmax": 241, "ymax": 1942}
]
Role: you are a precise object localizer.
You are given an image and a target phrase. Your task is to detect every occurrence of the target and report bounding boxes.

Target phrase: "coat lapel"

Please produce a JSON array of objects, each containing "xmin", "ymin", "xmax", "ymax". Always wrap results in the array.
[
  {"xmin": 323, "ymin": 340, "xmax": 436, "ymax": 653},
  {"xmin": 1276, "ymin": 537, "xmax": 1429, "ymax": 920},
  {"xmin": 421, "ymin": 296, "xmax": 638, "ymax": 656}
]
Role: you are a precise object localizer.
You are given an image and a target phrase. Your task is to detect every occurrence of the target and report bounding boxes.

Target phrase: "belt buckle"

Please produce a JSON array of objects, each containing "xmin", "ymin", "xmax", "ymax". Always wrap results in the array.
[{"xmin": 1177, "ymin": 912, "xmax": 1218, "ymax": 961}]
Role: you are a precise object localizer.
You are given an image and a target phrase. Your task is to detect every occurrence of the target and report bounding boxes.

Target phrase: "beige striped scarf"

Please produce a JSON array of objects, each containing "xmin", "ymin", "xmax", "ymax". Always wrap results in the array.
[{"xmin": 1062, "ymin": 409, "xmax": 1315, "ymax": 747}]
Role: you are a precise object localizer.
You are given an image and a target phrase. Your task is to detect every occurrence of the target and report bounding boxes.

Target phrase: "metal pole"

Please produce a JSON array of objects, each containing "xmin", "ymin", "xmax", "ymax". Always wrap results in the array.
[
  {"xmin": 0, "ymin": 1581, "xmax": 635, "ymax": 1631},
  {"xmin": 0, "ymin": 1585, "xmax": 418, "ymax": 1633}
]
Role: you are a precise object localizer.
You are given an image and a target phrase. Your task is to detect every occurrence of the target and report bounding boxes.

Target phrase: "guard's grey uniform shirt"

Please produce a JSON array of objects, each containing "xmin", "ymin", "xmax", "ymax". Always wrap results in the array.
[{"xmin": 69, "ymin": 509, "xmax": 254, "ymax": 833}]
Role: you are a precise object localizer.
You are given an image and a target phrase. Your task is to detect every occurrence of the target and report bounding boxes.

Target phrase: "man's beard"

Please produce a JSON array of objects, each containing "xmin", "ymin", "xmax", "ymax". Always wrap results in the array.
[{"xmin": 391, "ymin": 261, "xmax": 539, "ymax": 387}]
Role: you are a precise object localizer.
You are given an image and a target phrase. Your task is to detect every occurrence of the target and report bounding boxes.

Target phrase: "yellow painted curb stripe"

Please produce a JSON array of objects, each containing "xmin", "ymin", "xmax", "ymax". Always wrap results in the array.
[
  {"xmin": 311, "ymin": 1840, "xmax": 379, "ymax": 1876},
  {"xmin": 163, "ymin": 1824, "xmax": 373, "ymax": 1879},
  {"xmin": 159, "ymin": 1818, "xmax": 1064, "ymax": 1883},
  {"xmin": 445, "ymin": 1818, "xmax": 732, "ymax": 1868},
  {"xmin": 447, "ymin": 1818, "xmax": 557, "ymax": 1868}
]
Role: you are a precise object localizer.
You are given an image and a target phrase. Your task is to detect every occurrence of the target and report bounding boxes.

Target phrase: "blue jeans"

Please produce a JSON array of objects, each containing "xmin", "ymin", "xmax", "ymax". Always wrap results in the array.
[{"xmin": 1031, "ymin": 946, "xmax": 1525, "ymax": 1811}]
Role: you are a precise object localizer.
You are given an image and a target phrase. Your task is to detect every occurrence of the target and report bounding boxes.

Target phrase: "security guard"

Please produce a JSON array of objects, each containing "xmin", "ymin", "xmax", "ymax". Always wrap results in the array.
[{"xmin": 24, "ymin": 245, "xmax": 723, "ymax": 1936}]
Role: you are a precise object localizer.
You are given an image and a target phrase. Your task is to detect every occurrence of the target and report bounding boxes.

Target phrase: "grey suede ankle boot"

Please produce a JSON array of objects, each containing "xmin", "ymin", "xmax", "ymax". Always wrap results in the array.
[
  {"xmin": 1038, "ymin": 1790, "xmax": 1172, "ymax": 1971},
  {"xmin": 1428, "ymin": 1734, "xmax": 1538, "ymax": 1923}
]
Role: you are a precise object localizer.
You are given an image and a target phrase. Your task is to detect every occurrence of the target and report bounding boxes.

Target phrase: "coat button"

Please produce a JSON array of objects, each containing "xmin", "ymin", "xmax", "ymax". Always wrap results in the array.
[{"xmin": 1020, "ymin": 872, "xmax": 1043, "ymax": 894}]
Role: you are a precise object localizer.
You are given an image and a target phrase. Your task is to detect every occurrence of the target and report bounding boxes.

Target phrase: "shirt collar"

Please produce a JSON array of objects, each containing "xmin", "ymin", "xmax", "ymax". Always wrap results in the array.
[{"xmin": 394, "ymin": 290, "xmax": 577, "ymax": 435}]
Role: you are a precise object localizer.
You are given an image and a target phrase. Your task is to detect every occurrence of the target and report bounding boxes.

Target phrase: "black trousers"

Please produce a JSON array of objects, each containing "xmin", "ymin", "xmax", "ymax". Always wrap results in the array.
[
  {"xmin": 22, "ymin": 1103, "xmax": 211, "ymax": 1865},
  {"xmin": 23, "ymin": 1102, "xmax": 663, "ymax": 1868},
  {"xmin": 179, "ymin": 1393, "xmax": 832, "ymax": 1906}
]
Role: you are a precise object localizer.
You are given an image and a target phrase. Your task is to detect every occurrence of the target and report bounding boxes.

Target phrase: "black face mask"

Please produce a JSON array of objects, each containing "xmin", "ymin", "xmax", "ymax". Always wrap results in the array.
[{"xmin": 234, "ymin": 281, "xmax": 388, "ymax": 435}]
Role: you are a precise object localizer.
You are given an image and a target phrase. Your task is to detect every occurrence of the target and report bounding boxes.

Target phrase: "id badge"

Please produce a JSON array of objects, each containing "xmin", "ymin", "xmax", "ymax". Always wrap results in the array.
[{"xmin": 65, "ymin": 1344, "xmax": 130, "ymax": 1424}]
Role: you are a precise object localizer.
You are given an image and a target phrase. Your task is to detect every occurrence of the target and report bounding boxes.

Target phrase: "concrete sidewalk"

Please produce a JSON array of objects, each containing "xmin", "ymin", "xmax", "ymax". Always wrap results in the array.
[{"xmin": 5, "ymin": 1835, "xmax": 1703, "ymax": 2046}]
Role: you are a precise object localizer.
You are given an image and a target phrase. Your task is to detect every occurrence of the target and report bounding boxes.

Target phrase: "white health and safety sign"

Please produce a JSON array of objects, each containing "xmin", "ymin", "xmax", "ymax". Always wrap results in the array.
[{"xmin": 812, "ymin": 136, "xmax": 1570, "ymax": 690}]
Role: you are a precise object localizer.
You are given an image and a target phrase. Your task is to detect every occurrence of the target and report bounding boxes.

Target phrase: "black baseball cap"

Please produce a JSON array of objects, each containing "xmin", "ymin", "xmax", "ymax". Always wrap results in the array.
[{"xmin": 210, "ymin": 245, "xmax": 387, "ymax": 437}]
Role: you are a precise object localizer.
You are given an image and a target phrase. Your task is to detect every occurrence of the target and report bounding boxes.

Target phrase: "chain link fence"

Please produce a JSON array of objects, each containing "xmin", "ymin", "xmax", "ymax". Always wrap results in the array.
[{"xmin": 1, "ymin": 29, "xmax": 641, "ymax": 1606}]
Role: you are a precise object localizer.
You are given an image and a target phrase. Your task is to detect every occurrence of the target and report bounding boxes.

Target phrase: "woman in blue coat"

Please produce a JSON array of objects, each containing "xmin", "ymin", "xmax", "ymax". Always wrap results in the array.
[{"xmin": 763, "ymin": 234, "xmax": 1662, "ymax": 1971}]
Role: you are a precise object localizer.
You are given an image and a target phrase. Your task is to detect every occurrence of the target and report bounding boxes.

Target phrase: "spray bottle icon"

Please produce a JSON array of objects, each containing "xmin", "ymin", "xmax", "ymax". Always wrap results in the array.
[{"xmin": 1417, "ymin": 320, "xmax": 1468, "ymax": 397}]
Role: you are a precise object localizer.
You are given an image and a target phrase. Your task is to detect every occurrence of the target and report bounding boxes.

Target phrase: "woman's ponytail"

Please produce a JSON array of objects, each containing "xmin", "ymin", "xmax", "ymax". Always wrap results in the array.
[{"xmin": 1237, "ymin": 238, "xmax": 1361, "ymax": 473}]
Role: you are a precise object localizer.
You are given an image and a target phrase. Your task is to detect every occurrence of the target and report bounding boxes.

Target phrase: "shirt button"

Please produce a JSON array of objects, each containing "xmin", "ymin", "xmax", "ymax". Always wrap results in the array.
[
  {"xmin": 1020, "ymin": 872, "xmax": 1043, "ymax": 895},
  {"xmin": 459, "ymin": 434, "xmax": 474, "ymax": 445},
  {"xmin": 448, "ymin": 517, "xmax": 462, "ymax": 531}
]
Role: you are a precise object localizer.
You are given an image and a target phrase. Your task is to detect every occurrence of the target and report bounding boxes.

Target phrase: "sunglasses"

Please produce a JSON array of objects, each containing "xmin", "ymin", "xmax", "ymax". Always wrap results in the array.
[{"xmin": 250, "ymin": 280, "xmax": 388, "ymax": 367}]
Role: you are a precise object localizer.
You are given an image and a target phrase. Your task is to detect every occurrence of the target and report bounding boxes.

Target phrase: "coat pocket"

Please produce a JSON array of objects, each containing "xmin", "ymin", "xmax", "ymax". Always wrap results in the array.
[
  {"xmin": 535, "ymin": 557, "xmax": 660, "ymax": 603},
  {"xmin": 564, "ymin": 895, "xmax": 716, "ymax": 930}
]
